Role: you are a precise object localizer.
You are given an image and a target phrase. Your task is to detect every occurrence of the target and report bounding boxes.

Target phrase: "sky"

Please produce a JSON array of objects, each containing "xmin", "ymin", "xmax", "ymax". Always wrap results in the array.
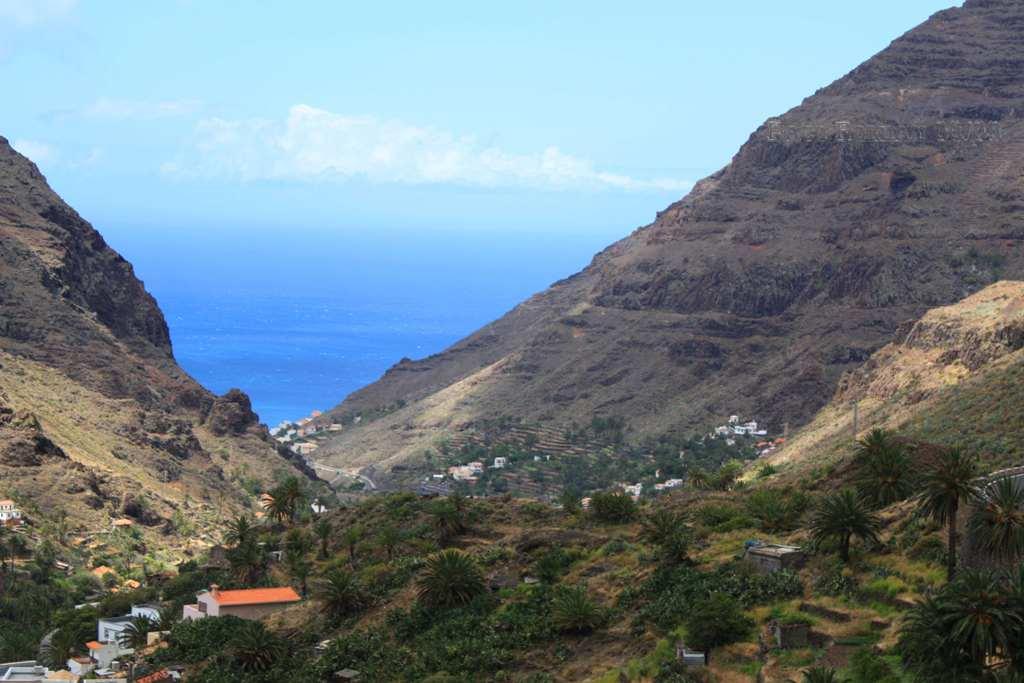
[{"xmin": 1, "ymin": 0, "xmax": 960, "ymax": 237}]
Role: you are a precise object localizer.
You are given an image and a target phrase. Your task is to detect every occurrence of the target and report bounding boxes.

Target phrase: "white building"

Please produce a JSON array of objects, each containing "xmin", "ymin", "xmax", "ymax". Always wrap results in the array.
[
  {"xmin": 66, "ymin": 657, "xmax": 94, "ymax": 677},
  {"xmin": 492, "ymin": 457, "xmax": 508, "ymax": 469},
  {"xmin": 96, "ymin": 605, "xmax": 160, "ymax": 644},
  {"xmin": 622, "ymin": 483, "xmax": 643, "ymax": 499},
  {"xmin": 0, "ymin": 500, "xmax": 21, "ymax": 524}
]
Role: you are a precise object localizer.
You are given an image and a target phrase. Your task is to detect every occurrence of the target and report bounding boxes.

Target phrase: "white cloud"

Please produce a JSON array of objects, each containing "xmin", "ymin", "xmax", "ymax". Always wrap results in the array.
[
  {"xmin": 0, "ymin": 0, "xmax": 76, "ymax": 28},
  {"xmin": 12, "ymin": 139, "xmax": 59, "ymax": 165},
  {"xmin": 166, "ymin": 105, "xmax": 691, "ymax": 192},
  {"xmin": 81, "ymin": 97, "xmax": 203, "ymax": 120}
]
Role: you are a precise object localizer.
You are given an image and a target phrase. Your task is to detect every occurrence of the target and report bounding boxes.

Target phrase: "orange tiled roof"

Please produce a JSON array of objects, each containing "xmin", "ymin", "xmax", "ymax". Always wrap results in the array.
[
  {"xmin": 210, "ymin": 586, "xmax": 301, "ymax": 606},
  {"xmin": 86, "ymin": 640, "xmax": 104, "ymax": 650},
  {"xmin": 136, "ymin": 670, "xmax": 173, "ymax": 683},
  {"xmin": 91, "ymin": 566, "xmax": 116, "ymax": 576}
]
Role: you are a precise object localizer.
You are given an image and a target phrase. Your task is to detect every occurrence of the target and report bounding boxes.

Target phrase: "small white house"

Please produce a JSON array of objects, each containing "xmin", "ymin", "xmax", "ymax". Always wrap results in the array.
[
  {"xmin": 86, "ymin": 640, "xmax": 122, "ymax": 670},
  {"xmin": 66, "ymin": 656, "xmax": 95, "ymax": 677},
  {"xmin": 0, "ymin": 499, "xmax": 22, "ymax": 523},
  {"xmin": 492, "ymin": 457, "xmax": 508, "ymax": 469},
  {"xmin": 622, "ymin": 483, "xmax": 643, "ymax": 499},
  {"xmin": 97, "ymin": 605, "xmax": 160, "ymax": 644}
]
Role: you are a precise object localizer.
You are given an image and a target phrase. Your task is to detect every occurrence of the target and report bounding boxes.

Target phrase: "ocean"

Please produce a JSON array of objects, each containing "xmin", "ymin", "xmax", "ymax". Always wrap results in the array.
[{"xmin": 103, "ymin": 225, "xmax": 620, "ymax": 427}]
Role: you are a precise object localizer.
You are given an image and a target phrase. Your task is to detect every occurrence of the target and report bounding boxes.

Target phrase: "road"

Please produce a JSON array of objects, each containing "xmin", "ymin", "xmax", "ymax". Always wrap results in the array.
[{"xmin": 308, "ymin": 462, "xmax": 377, "ymax": 491}]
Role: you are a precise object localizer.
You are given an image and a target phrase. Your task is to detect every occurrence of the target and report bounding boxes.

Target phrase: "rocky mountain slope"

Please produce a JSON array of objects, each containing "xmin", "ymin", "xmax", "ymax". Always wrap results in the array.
[
  {"xmin": 0, "ymin": 137, "xmax": 312, "ymax": 556},
  {"xmin": 315, "ymin": 0, "xmax": 1024, "ymax": 477},
  {"xmin": 766, "ymin": 280, "xmax": 1024, "ymax": 478}
]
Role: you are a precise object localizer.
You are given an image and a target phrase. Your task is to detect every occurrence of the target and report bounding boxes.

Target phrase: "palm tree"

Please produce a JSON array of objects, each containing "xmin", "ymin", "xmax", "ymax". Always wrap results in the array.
[
  {"xmin": 802, "ymin": 667, "xmax": 838, "ymax": 683},
  {"xmin": 227, "ymin": 537, "xmax": 266, "ymax": 584},
  {"xmin": 641, "ymin": 508, "xmax": 691, "ymax": 564},
  {"xmin": 935, "ymin": 570, "xmax": 1021, "ymax": 667},
  {"xmin": 416, "ymin": 549, "xmax": 485, "ymax": 608},
  {"xmin": 341, "ymin": 525, "xmax": 363, "ymax": 566},
  {"xmin": 688, "ymin": 467, "xmax": 711, "ymax": 490},
  {"xmin": 969, "ymin": 476, "xmax": 1024, "ymax": 563},
  {"xmin": 264, "ymin": 494, "xmax": 292, "ymax": 526},
  {"xmin": 232, "ymin": 622, "xmax": 284, "ymax": 673},
  {"xmin": 916, "ymin": 448, "xmax": 979, "ymax": 581},
  {"xmin": 551, "ymin": 585, "xmax": 604, "ymax": 634},
  {"xmin": 376, "ymin": 524, "xmax": 403, "ymax": 562},
  {"xmin": 313, "ymin": 518, "xmax": 332, "ymax": 560},
  {"xmin": 267, "ymin": 476, "xmax": 305, "ymax": 525},
  {"xmin": 42, "ymin": 627, "xmax": 79, "ymax": 669},
  {"xmin": 855, "ymin": 428, "xmax": 897, "ymax": 461},
  {"xmin": 429, "ymin": 500, "xmax": 467, "ymax": 545},
  {"xmin": 854, "ymin": 430, "xmax": 913, "ymax": 507},
  {"xmin": 900, "ymin": 569, "xmax": 1022, "ymax": 678},
  {"xmin": 157, "ymin": 605, "xmax": 179, "ymax": 630},
  {"xmin": 118, "ymin": 615, "xmax": 154, "ymax": 650},
  {"xmin": 318, "ymin": 567, "xmax": 366, "ymax": 621},
  {"xmin": 808, "ymin": 488, "xmax": 881, "ymax": 563},
  {"xmin": 224, "ymin": 515, "xmax": 255, "ymax": 547}
]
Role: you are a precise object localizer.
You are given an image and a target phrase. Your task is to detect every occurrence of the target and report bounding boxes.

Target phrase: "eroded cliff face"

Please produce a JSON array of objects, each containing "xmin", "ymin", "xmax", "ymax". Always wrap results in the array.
[
  {"xmin": 316, "ymin": 0, "xmax": 1024, "ymax": 476},
  {"xmin": 766, "ymin": 281, "xmax": 1024, "ymax": 477},
  {"xmin": 0, "ymin": 138, "xmax": 312, "ymax": 552}
]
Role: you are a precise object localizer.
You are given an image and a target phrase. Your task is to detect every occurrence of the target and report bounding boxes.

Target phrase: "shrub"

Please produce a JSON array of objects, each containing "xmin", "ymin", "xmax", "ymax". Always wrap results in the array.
[
  {"xmin": 163, "ymin": 616, "xmax": 250, "ymax": 662},
  {"xmin": 694, "ymin": 503, "xmax": 754, "ymax": 532},
  {"xmin": 416, "ymin": 550, "xmax": 486, "ymax": 608},
  {"xmin": 551, "ymin": 586, "xmax": 604, "ymax": 634},
  {"xmin": 744, "ymin": 488, "xmax": 809, "ymax": 533},
  {"xmin": 846, "ymin": 647, "xmax": 901, "ymax": 683},
  {"xmin": 682, "ymin": 593, "xmax": 752, "ymax": 652},
  {"xmin": 534, "ymin": 548, "xmax": 574, "ymax": 584},
  {"xmin": 590, "ymin": 491, "xmax": 638, "ymax": 523}
]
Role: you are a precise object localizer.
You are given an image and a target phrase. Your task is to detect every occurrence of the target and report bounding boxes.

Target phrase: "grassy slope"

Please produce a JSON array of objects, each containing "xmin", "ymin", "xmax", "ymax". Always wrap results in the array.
[{"xmin": 154, "ymin": 487, "xmax": 946, "ymax": 682}]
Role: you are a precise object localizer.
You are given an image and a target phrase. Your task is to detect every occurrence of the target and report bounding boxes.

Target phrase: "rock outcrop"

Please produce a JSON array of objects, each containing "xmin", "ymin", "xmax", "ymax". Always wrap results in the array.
[
  {"xmin": 0, "ymin": 137, "xmax": 314, "ymax": 548},
  {"xmin": 765, "ymin": 281, "xmax": 1024, "ymax": 476}
]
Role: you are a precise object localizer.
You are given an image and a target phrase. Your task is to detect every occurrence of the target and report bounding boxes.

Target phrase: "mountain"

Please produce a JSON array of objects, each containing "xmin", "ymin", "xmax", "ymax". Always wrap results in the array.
[
  {"xmin": 315, "ymin": 0, "xmax": 1024, "ymax": 479},
  {"xmin": 766, "ymin": 280, "xmax": 1024, "ymax": 480},
  {"xmin": 0, "ymin": 137, "xmax": 313, "ymax": 554}
]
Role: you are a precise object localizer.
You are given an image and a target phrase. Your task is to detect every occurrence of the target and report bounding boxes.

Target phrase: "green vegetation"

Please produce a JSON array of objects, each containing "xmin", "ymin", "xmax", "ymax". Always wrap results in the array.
[
  {"xmin": 854, "ymin": 429, "xmax": 914, "ymax": 508},
  {"xmin": 808, "ymin": 488, "xmax": 881, "ymax": 563},
  {"xmin": 416, "ymin": 549, "xmax": 486, "ymax": 608},
  {"xmin": 915, "ymin": 448, "xmax": 979, "ymax": 581},
  {"xmin": 550, "ymin": 585, "xmax": 605, "ymax": 634}
]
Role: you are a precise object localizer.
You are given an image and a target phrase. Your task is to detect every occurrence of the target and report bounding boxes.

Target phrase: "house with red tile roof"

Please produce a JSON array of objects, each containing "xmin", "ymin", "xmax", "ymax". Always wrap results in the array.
[
  {"xmin": 182, "ymin": 584, "xmax": 301, "ymax": 621},
  {"xmin": 136, "ymin": 669, "xmax": 174, "ymax": 683}
]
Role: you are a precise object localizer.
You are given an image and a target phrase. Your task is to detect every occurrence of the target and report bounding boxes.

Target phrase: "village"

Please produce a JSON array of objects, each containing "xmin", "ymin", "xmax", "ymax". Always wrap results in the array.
[
  {"xmin": 0, "ymin": 491, "xmax": 325, "ymax": 683},
  {"xmin": 412, "ymin": 414, "xmax": 783, "ymax": 505}
]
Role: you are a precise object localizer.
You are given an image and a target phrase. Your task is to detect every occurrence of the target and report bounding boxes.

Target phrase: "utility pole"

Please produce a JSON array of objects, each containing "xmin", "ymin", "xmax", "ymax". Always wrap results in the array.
[{"xmin": 852, "ymin": 402, "xmax": 860, "ymax": 441}]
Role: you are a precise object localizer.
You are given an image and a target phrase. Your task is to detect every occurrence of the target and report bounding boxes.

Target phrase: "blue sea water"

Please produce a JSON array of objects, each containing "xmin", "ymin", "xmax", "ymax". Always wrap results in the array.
[{"xmin": 103, "ymin": 225, "xmax": 621, "ymax": 427}]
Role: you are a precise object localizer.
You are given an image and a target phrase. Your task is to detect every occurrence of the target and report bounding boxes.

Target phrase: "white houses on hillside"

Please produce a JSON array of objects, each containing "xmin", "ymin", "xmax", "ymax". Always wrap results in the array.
[{"xmin": 0, "ymin": 499, "xmax": 22, "ymax": 525}]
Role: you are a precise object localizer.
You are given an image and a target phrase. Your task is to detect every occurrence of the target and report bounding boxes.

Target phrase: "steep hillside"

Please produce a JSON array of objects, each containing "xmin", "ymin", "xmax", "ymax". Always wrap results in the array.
[
  {"xmin": 764, "ymin": 280, "xmax": 1024, "ymax": 478},
  {"xmin": 316, "ymin": 0, "xmax": 1024, "ymax": 477},
  {"xmin": 0, "ymin": 137, "xmax": 313, "ymax": 558}
]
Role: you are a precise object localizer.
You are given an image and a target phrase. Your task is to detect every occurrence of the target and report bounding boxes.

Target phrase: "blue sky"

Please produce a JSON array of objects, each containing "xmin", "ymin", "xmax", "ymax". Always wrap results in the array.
[{"xmin": 1, "ymin": 0, "xmax": 959, "ymax": 237}]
